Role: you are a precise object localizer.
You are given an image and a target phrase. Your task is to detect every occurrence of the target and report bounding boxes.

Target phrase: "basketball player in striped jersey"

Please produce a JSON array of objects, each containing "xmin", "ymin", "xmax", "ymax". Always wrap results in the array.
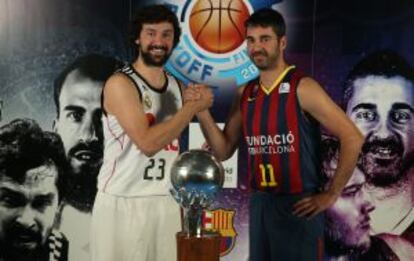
[
  {"xmin": 193, "ymin": 8, "xmax": 364, "ymax": 260},
  {"xmin": 90, "ymin": 5, "xmax": 213, "ymax": 261}
]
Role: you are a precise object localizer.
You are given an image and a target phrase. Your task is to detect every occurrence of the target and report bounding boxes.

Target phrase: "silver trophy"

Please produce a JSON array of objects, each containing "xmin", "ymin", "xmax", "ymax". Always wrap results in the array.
[{"xmin": 170, "ymin": 149, "xmax": 224, "ymax": 237}]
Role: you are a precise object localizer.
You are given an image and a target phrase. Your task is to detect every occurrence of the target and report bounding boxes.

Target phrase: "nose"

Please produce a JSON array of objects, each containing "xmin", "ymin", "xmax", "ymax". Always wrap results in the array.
[
  {"xmin": 153, "ymin": 32, "xmax": 165, "ymax": 45},
  {"xmin": 249, "ymin": 42, "xmax": 262, "ymax": 53},
  {"xmin": 15, "ymin": 206, "xmax": 37, "ymax": 229},
  {"xmin": 79, "ymin": 115, "xmax": 98, "ymax": 142},
  {"xmin": 360, "ymin": 189, "xmax": 375, "ymax": 214},
  {"xmin": 371, "ymin": 118, "xmax": 392, "ymax": 140}
]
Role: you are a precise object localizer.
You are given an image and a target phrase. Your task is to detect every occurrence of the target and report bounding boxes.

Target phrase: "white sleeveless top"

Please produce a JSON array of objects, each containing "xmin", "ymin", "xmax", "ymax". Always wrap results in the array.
[{"xmin": 98, "ymin": 65, "xmax": 183, "ymax": 197}]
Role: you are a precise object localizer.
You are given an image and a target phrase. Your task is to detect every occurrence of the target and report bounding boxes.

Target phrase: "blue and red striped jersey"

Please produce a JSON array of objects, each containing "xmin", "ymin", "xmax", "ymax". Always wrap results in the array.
[{"xmin": 240, "ymin": 66, "xmax": 322, "ymax": 194}]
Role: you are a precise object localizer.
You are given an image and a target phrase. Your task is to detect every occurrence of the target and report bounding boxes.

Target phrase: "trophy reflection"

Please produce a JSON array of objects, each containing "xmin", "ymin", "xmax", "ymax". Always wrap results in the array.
[{"xmin": 170, "ymin": 149, "xmax": 224, "ymax": 261}]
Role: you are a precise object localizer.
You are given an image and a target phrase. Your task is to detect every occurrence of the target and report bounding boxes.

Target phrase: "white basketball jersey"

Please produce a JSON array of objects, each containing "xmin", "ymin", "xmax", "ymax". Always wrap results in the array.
[{"xmin": 98, "ymin": 65, "xmax": 183, "ymax": 197}]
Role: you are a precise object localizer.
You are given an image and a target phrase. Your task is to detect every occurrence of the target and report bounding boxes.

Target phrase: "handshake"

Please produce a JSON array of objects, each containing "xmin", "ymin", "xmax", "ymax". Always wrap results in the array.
[{"xmin": 183, "ymin": 83, "xmax": 214, "ymax": 113}]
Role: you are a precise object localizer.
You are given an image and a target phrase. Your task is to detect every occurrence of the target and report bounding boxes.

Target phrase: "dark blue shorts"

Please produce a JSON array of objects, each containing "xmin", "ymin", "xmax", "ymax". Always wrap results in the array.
[{"xmin": 249, "ymin": 192, "xmax": 324, "ymax": 261}]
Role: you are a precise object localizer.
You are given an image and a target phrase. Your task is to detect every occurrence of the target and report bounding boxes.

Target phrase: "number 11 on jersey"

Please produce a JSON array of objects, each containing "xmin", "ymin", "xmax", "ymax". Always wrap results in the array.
[{"xmin": 259, "ymin": 164, "xmax": 277, "ymax": 187}]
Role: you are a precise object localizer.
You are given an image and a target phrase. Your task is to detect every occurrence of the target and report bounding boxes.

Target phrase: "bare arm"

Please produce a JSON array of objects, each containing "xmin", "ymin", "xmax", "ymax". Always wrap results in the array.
[
  {"xmin": 104, "ymin": 73, "xmax": 212, "ymax": 157},
  {"xmin": 293, "ymin": 77, "xmax": 364, "ymax": 217},
  {"xmin": 195, "ymin": 86, "xmax": 244, "ymax": 161}
]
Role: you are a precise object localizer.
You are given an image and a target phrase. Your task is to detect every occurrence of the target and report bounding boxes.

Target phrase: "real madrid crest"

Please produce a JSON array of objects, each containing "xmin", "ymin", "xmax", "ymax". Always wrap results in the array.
[{"xmin": 143, "ymin": 92, "xmax": 152, "ymax": 110}]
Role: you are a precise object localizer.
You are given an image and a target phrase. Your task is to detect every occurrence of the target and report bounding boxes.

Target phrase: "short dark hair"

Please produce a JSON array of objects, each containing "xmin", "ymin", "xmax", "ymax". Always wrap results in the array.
[
  {"xmin": 0, "ymin": 119, "xmax": 68, "ymax": 201},
  {"xmin": 54, "ymin": 54, "xmax": 121, "ymax": 116},
  {"xmin": 244, "ymin": 8, "xmax": 286, "ymax": 38},
  {"xmin": 128, "ymin": 4, "xmax": 181, "ymax": 59},
  {"xmin": 342, "ymin": 49, "xmax": 414, "ymax": 109}
]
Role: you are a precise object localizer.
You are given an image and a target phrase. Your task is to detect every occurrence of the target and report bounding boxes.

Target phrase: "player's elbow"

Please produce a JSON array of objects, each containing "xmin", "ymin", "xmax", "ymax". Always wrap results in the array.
[
  {"xmin": 141, "ymin": 144, "xmax": 161, "ymax": 157},
  {"xmin": 215, "ymin": 153, "xmax": 229, "ymax": 162},
  {"xmin": 141, "ymin": 149, "xmax": 157, "ymax": 158},
  {"xmin": 213, "ymin": 147, "xmax": 234, "ymax": 162},
  {"xmin": 134, "ymin": 140, "xmax": 160, "ymax": 158}
]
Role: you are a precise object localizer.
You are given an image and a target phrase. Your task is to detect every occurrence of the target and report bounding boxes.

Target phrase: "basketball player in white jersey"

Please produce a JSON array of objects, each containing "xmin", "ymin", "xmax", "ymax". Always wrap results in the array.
[{"xmin": 90, "ymin": 5, "xmax": 213, "ymax": 261}]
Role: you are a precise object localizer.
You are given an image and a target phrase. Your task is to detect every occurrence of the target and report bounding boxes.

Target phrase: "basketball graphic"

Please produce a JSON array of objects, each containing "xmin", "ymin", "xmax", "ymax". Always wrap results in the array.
[{"xmin": 189, "ymin": 0, "xmax": 250, "ymax": 54}]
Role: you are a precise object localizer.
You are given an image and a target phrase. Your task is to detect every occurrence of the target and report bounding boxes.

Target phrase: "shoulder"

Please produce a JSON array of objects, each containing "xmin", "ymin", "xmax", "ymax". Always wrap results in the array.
[
  {"xmin": 235, "ymin": 83, "xmax": 250, "ymax": 103},
  {"xmin": 239, "ymin": 77, "xmax": 259, "ymax": 95},
  {"xmin": 297, "ymin": 76, "xmax": 327, "ymax": 99},
  {"xmin": 105, "ymin": 72, "xmax": 136, "ymax": 91},
  {"xmin": 103, "ymin": 72, "xmax": 143, "ymax": 104},
  {"xmin": 297, "ymin": 76, "xmax": 323, "ymax": 91}
]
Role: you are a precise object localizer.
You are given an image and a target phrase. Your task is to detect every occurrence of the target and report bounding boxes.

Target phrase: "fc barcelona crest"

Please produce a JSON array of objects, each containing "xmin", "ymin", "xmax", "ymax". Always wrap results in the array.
[{"xmin": 202, "ymin": 208, "xmax": 237, "ymax": 256}]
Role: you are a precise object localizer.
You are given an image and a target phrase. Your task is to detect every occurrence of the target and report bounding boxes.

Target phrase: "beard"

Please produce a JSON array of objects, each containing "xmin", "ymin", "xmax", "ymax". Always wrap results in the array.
[
  {"xmin": 64, "ymin": 165, "xmax": 99, "ymax": 212},
  {"xmin": 140, "ymin": 44, "xmax": 171, "ymax": 67},
  {"xmin": 1, "ymin": 224, "xmax": 48, "ymax": 261},
  {"xmin": 250, "ymin": 50, "xmax": 271, "ymax": 70},
  {"xmin": 249, "ymin": 49, "xmax": 278, "ymax": 70},
  {"xmin": 65, "ymin": 140, "xmax": 103, "ymax": 212},
  {"xmin": 359, "ymin": 134, "xmax": 407, "ymax": 187},
  {"xmin": 325, "ymin": 216, "xmax": 371, "ymax": 257}
]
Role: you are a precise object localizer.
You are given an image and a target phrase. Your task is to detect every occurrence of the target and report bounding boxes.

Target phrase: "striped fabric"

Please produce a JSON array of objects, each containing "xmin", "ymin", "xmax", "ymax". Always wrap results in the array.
[{"xmin": 240, "ymin": 67, "xmax": 322, "ymax": 194}]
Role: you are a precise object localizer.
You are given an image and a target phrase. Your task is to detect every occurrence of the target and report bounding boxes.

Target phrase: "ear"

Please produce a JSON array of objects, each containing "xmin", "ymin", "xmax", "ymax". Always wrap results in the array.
[
  {"xmin": 280, "ymin": 36, "xmax": 287, "ymax": 50},
  {"xmin": 135, "ymin": 39, "xmax": 140, "ymax": 46},
  {"xmin": 52, "ymin": 119, "xmax": 58, "ymax": 132}
]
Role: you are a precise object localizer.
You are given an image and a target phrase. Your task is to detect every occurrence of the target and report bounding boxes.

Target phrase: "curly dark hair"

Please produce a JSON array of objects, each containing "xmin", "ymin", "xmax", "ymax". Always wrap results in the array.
[
  {"xmin": 0, "ymin": 118, "xmax": 68, "ymax": 201},
  {"xmin": 128, "ymin": 4, "xmax": 181, "ymax": 59}
]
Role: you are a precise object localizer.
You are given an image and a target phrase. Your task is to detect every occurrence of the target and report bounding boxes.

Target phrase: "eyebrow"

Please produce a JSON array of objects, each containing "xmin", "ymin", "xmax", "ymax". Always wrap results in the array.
[
  {"xmin": 34, "ymin": 193, "xmax": 56, "ymax": 202},
  {"xmin": 63, "ymin": 105, "xmax": 86, "ymax": 112},
  {"xmin": 392, "ymin": 103, "xmax": 414, "ymax": 112},
  {"xmin": 351, "ymin": 103, "xmax": 376, "ymax": 113},
  {"xmin": 0, "ymin": 187, "xmax": 20, "ymax": 194},
  {"xmin": 0, "ymin": 187, "xmax": 25, "ymax": 199},
  {"xmin": 246, "ymin": 34, "xmax": 273, "ymax": 40},
  {"xmin": 143, "ymin": 28, "xmax": 173, "ymax": 34},
  {"xmin": 0, "ymin": 187, "xmax": 56, "ymax": 200}
]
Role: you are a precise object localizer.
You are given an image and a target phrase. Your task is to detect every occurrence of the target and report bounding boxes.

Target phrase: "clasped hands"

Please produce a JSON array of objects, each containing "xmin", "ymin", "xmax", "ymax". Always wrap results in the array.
[{"xmin": 183, "ymin": 83, "xmax": 214, "ymax": 113}]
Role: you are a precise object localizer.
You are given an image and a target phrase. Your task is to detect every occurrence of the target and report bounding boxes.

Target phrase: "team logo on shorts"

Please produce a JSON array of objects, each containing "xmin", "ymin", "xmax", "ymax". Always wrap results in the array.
[
  {"xmin": 202, "ymin": 208, "xmax": 237, "ymax": 256},
  {"xmin": 158, "ymin": 0, "xmax": 283, "ymax": 88}
]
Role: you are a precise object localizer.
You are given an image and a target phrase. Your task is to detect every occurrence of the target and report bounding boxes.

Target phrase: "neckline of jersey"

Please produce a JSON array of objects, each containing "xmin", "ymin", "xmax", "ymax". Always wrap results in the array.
[
  {"xmin": 130, "ymin": 65, "xmax": 169, "ymax": 93},
  {"xmin": 260, "ymin": 65, "xmax": 296, "ymax": 95}
]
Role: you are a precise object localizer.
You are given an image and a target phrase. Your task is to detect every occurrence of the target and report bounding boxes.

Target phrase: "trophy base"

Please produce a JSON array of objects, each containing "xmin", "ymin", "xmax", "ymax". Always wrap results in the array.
[{"xmin": 176, "ymin": 231, "xmax": 221, "ymax": 261}]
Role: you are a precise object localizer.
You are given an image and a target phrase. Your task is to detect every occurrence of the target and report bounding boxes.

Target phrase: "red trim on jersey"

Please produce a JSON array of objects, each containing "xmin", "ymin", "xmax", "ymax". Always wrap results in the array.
[
  {"xmin": 317, "ymin": 237, "xmax": 324, "ymax": 261},
  {"xmin": 103, "ymin": 159, "xmax": 117, "ymax": 192},
  {"xmin": 103, "ymin": 117, "xmax": 126, "ymax": 192},
  {"xmin": 252, "ymin": 88, "xmax": 265, "ymax": 189},
  {"xmin": 105, "ymin": 117, "xmax": 124, "ymax": 150},
  {"xmin": 286, "ymin": 73, "xmax": 303, "ymax": 193}
]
